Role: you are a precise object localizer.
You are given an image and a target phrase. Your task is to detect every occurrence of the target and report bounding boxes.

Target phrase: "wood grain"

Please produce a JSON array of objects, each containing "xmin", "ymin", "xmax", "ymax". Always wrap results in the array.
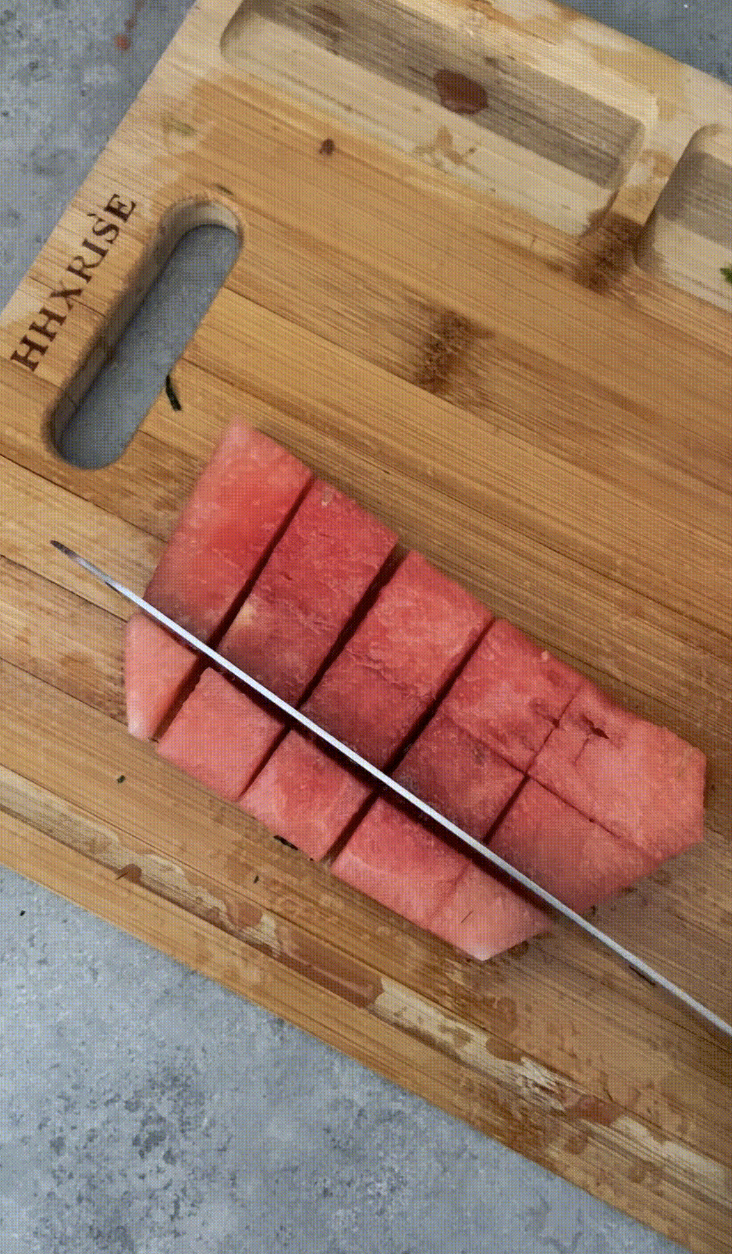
[{"xmin": 0, "ymin": 0, "xmax": 730, "ymax": 1248}]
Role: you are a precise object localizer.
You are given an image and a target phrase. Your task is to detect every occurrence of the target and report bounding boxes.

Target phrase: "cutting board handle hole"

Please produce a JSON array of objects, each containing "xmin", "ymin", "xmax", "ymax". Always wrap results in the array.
[{"xmin": 54, "ymin": 210, "xmax": 240, "ymax": 469}]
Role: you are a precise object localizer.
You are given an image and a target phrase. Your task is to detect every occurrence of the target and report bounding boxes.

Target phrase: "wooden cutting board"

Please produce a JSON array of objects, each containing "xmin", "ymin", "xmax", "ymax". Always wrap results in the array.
[{"xmin": 1, "ymin": 0, "xmax": 731, "ymax": 1247}]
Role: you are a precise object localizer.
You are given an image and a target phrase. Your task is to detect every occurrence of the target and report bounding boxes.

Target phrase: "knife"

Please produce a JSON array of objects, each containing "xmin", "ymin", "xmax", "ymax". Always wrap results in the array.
[{"xmin": 52, "ymin": 541, "xmax": 732, "ymax": 1043}]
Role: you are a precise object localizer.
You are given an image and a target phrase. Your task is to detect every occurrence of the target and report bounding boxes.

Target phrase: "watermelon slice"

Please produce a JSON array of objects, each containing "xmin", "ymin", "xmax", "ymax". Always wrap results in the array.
[
  {"xmin": 394, "ymin": 709, "xmax": 523, "ymax": 839},
  {"xmin": 242, "ymin": 732, "xmax": 371, "ymax": 860},
  {"xmin": 331, "ymin": 799, "xmax": 467, "ymax": 929},
  {"xmin": 530, "ymin": 682, "xmax": 706, "ymax": 863},
  {"xmin": 157, "ymin": 669, "xmax": 281, "ymax": 800},
  {"xmin": 428, "ymin": 859, "xmax": 549, "ymax": 960},
  {"xmin": 333, "ymin": 799, "xmax": 548, "ymax": 958},
  {"xmin": 219, "ymin": 480, "xmax": 397, "ymax": 702},
  {"xmin": 442, "ymin": 620, "xmax": 582, "ymax": 771},
  {"xmin": 242, "ymin": 551, "xmax": 490, "ymax": 857},
  {"xmin": 124, "ymin": 614, "xmax": 196, "ymax": 741},
  {"xmin": 302, "ymin": 551, "xmax": 490, "ymax": 762},
  {"xmin": 491, "ymin": 780, "xmax": 655, "ymax": 912},
  {"xmin": 146, "ymin": 423, "xmax": 311, "ymax": 638},
  {"xmin": 125, "ymin": 423, "xmax": 312, "ymax": 738}
]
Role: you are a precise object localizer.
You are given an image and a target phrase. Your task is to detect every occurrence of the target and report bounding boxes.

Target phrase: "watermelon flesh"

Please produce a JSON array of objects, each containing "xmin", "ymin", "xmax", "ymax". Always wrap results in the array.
[
  {"xmin": 124, "ymin": 614, "xmax": 196, "ymax": 741},
  {"xmin": 219, "ymin": 480, "xmax": 397, "ymax": 703},
  {"xmin": 333, "ymin": 656, "xmax": 539, "ymax": 958},
  {"xmin": 125, "ymin": 423, "xmax": 312, "ymax": 739},
  {"xmin": 530, "ymin": 682, "xmax": 706, "ymax": 863},
  {"xmin": 242, "ymin": 551, "xmax": 490, "ymax": 858},
  {"xmin": 394, "ymin": 709, "xmax": 523, "ymax": 839},
  {"xmin": 332, "ymin": 800, "xmax": 548, "ymax": 958},
  {"xmin": 146, "ymin": 423, "xmax": 311, "ymax": 638},
  {"xmin": 157, "ymin": 668, "xmax": 281, "ymax": 800},
  {"xmin": 331, "ymin": 799, "xmax": 467, "ymax": 929},
  {"xmin": 155, "ymin": 479, "xmax": 396, "ymax": 799},
  {"xmin": 490, "ymin": 780, "xmax": 655, "ymax": 913},
  {"xmin": 242, "ymin": 732, "xmax": 371, "ymax": 859},
  {"xmin": 428, "ymin": 860, "xmax": 548, "ymax": 960},
  {"xmin": 303, "ymin": 550, "xmax": 490, "ymax": 764},
  {"xmin": 126, "ymin": 426, "xmax": 707, "ymax": 963},
  {"xmin": 441, "ymin": 620, "xmax": 582, "ymax": 772}
]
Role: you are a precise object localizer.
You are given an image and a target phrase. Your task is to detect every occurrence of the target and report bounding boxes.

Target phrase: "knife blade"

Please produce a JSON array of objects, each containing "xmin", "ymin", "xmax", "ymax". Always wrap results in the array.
[{"xmin": 51, "ymin": 540, "xmax": 732, "ymax": 1043}]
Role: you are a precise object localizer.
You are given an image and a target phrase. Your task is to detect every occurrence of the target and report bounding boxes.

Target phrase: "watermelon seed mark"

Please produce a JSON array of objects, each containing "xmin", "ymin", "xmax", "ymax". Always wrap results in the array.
[
  {"xmin": 116, "ymin": 774, "xmax": 126, "ymax": 783},
  {"xmin": 253, "ymin": 875, "xmax": 259, "ymax": 883},
  {"xmin": 165, "ymin": 374, "xmax": 182, "ymax": 410},
  {"xmin": 319, "ymin": 137, "xmax": 336, "ymax": 155},
  {"xmin": 273, "ymin": 834, "xmax": 296, "ymax": 849}
]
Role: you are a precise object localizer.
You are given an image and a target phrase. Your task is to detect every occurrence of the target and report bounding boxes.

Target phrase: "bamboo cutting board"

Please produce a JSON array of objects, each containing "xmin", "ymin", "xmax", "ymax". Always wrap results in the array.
[{"xmin": 1, "ymin": 0, "xmax": 731, "ymax": 1248}]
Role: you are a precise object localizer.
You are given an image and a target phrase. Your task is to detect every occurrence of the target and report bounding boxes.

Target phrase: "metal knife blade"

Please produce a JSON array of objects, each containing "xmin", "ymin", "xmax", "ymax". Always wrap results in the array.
[{"xmin": 51, "ymin": 541, "xmax": 732, "ymax": 1043}]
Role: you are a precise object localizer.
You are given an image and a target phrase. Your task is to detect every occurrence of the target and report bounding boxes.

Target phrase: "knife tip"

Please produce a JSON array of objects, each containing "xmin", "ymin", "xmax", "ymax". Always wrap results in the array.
[{"xmin": 51, "ymin": 540, "xmax": 77, "ymax": 560}]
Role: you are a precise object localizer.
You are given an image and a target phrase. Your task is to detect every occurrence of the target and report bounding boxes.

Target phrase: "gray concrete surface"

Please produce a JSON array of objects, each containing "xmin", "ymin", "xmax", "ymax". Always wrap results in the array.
[{"xmin": 1, "ymin": 2, "xmax": 729, "ymax": 1251}]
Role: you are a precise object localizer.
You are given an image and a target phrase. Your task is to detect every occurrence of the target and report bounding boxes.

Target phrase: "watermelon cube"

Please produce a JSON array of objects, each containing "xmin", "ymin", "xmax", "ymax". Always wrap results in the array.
[
  {"xmin": 124, "ymin": 614, "xmax": 196, "ymax": 740},
  {"xmin": 302, "ymin": 550, "xmax": 490, "ymax": 762},
  {"xmin": 491, "ymin": 780, "xmax": 655, "ymax": 913},
  {"xmin": 219, "ymin": 480, "xmax": 397, "ymax": 703},
  {"xmin": 428, "ymin": 859, "xmax": 549, "ymax": 960},
  {"xmin": 125, "ymin": 423, "xmax": 312, "ymax": 739},
  {"xmin": 242, "ymin": 551, "xmax": 490, "ymax": 856},
  {"xmin": 157, "ymin": 668, "xmax": 281, "ymax": 800},
  {"xmin": 530, "ymin": 682, "xmax": 706, "ymax": 863},
  {"xmin": 243, "ymin": 732, "xmax": 371, "ymax": 860},
  {"xmin": 146, "ymin": 423, "xmax": 311, "ymax": 638},
  {"xmin": 442, "ymin": 620, "xmax": 582, "ymax": 771},
  {"xmin": 331, "ymin": 799, "xmax": 467, "ymax": 929},
  {"xmin": 394, "ymin": 709, "xmax": 523, "ymax": 839}
]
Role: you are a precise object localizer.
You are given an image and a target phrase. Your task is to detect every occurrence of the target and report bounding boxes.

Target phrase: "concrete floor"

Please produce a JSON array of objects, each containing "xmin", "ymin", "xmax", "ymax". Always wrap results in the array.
[{"xmin": 1, "ymin": 2, "xmax": 729, "ymax": 1252}]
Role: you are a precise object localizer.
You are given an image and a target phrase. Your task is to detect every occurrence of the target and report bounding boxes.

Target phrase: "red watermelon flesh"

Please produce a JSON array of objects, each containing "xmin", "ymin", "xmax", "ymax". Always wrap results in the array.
[
  {"xmin": 442, "ymin": 620, "xmax": 582, "ymax": 771},
  {"xmin": 157, "ymin": 669, "xmax": 281, "ymax": 800},
  {"xmin": 428, "ymin": 859, "xmax": 549, "ymax": 960},
  {"xmin": 125, "ymin": 424, "xmax": 312, "ymax": 739},
  {"xmin": 242, "ymin": 732, "xmax": 371, "ymax": 860},
  {"xmin": 146, "ymin": 423, "xmax": 312, "ymax": 638},
  {"xmin": 491, "ymin": 780, "xmax": 655, "ymax": 913},
  {"xmin": 302, "ymin": 550, "xmax": 490, "ymax": 763},
  {"xmin": 331, "ymin": 799, "xmax": 467, "ymax": 929},
  {"xmin": 219, "ymin": 480, "xmax": 397, "ymax": 703},
  {"xmin": 394, "ymin": 709, "xmax": 523, "ymax": 839},
  {"xmin": 155, "ymin": 480, "xmax": 396, "ymax": 806},
  {"xmin": 241, "ymin": 551, "xmax": 490, "ymax": 857},
  {"xmin": 124, "ymin": 615, "xmax": 196, "ymax": 740},
  {"xmin": 530, "ymin": 682, "xmax": 706, "ymax": 863}
]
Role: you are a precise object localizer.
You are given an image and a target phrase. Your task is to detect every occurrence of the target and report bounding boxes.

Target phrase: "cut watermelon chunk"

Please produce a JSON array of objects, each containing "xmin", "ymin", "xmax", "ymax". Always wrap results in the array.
[
  {"xmin": 157, "ymin": 669, "xmax": 281, "ymax": 801},
  {"xmin": 530, "ymin": 682, "xmax": 706, "ymax": 862},
  {"xmin": 124, "ymin": 614, "xmax": 196, "ymax": 740},
  {"xmin": 125, "ymin": 423, "xmax": 311, "ymax": 739},
  {"xmin": 157, "ymin": 480, "xmax": 396, "ymax": 803},
  {"xmin": 220, "ymin": 480, "xmax": 397, "ymax": 703},
  {"xmin": 242, "ymin": 551, "xmax": 490, "ymax": 857},
  {"xmin": 394, "ymin": 709, "xmax": 523, "ymax": 839},
  {"xmin": 428, "ymin": 859, "xmax": 549, "ymax": 960},
  {"xmin": 491, "ymin": 780, "xmax": 655, "ymax": 913},
  {"xmin": 302, "ymin": 550, "xmax": 490, "ymax": 762},
  {"xmin": 442, "ymin": 620, "xmax": 582, "ymax": 771},
  {"xmin": 146, "ymin": 423, "xmax": 312, "ymax": 638},
  {"xmin": 331, "ymin": 799, "xmax": 467, "ymax": 929},
  {"xmin": 242, "ymin": 732, "xmax": 371, "ymax": 860}
]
